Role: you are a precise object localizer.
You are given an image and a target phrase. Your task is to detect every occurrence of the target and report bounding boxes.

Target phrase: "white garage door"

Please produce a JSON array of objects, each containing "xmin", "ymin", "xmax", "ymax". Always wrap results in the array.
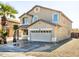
[{"xmin": 30, "ymin": 30, "xmax": 52, "ymax": 42}]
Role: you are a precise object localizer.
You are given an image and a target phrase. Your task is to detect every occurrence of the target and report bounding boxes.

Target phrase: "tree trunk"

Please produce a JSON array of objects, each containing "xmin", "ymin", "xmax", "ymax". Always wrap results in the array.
[
  {"xmin": 13, "ymin": 30, "xmax": 17, "ymax": 42},
  {"xmin": 1, "ymin": 16, "xmax": 7, "ymax": 26},
  {"xmin": 16, "ymin": 30, "xmax": 19, "ymax": 40},
  {"xmin": 3, "ymin": 36, "xmax": 7, "ymax": 44},
  {"xmin": 1, "ymin": 16, "xmax": 7, "ymax": 44}
]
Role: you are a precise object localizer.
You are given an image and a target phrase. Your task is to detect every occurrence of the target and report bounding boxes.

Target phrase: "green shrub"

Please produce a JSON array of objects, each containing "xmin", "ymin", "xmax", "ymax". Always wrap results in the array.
[{"xmin": 1, "ymin": 31, "xmax": 8, "ymax": 37}]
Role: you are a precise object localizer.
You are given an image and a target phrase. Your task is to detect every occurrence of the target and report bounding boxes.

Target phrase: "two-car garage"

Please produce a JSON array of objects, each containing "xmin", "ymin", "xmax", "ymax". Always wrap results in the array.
[{"xmin": 29, "ymin": 30, "xmax": 52, "ymax": 42}]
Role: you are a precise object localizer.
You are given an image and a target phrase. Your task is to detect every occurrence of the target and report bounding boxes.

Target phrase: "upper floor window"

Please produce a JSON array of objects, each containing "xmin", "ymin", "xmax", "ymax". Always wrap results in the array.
[
  {"xmin": 52, "ymin": 13, "xmax": 59, "ymax": 23},
  {"xmin": 32, "ymin": 15, "xmax": 38, "ymax": 22},
  {"xmin": 22, "ymin": 17, "xmax": 29, "ymax": 25},
  {"xmin": 22, "ymin": 18, "xmax": 25, "ymax": 24}
]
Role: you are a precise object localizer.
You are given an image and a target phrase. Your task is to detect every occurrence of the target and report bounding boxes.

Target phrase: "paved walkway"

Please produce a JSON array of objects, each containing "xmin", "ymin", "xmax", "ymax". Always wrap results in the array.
[{"xmin": 0, "ymin": 52, "xmax": 26, "ymax": 57}]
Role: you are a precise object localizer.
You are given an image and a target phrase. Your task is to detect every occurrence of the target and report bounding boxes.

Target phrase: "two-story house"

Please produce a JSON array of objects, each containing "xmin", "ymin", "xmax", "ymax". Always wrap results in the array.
[{"xmin": 19, "ymin": 5, "xmax": 72, "ymax": 42}]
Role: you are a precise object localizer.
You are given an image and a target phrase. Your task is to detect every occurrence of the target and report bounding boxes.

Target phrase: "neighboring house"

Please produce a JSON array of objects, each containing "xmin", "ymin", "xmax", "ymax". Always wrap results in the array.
[
  {"xmin": 19, "ymin": 5, "xmax": 72, "ymax": 42},
  {"xmin": 0, "ymin": 18, "xmax": 20, "ymax": 37},
  {"xmin": 71, "ymin": 29, "xmax": 79, "ymax": 38}
]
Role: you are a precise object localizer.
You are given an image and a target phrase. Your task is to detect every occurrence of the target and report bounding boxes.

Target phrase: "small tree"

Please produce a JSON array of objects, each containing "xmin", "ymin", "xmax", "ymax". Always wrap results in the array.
[{"xmin": 13, "ymin": 25, "xmax": 19, "ymax": 43}]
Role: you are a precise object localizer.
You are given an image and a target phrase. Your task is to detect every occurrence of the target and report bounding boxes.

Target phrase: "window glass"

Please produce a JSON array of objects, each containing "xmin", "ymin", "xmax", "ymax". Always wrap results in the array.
[
  {"xmin": 31, "ymin": 30, "xmax": 52, "ymax": 33},
  {"xmin": 22, "ymin": 17, "xmax": 29, "ymax": 25},
  {"xmin": 22, "ymin": 18, "xmax": 25, "ymax": 24},
  {"xmin": 52, "ymin": 13, "xmax": 58, "ymax": 23},
  {"xmin": 23, "ymin": 30, "xmax": 28, "ymax": 35},
  {"xmin": 32, "ymin": 15, "xmax": 38, "ymax": 22}
]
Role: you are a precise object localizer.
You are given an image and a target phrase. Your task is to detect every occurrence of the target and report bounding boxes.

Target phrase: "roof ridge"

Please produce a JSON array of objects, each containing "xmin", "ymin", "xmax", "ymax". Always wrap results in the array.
[
  {"xmin": 19, "ymin": 5, "xmax": 72, "ymax": 23},
  {"xmin": 34, "ymin": 5, "xmax": 61, "ymax": 12},
  {"xmin": 19, "ymin": 5, "xmax": 61, "ymax": 18}
]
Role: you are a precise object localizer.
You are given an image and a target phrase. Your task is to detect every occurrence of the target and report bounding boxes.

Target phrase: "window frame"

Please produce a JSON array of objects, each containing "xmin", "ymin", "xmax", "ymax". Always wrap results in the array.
[{"xmin": 52, "ymin": 13, "xmax": 59, "ymax": 23}]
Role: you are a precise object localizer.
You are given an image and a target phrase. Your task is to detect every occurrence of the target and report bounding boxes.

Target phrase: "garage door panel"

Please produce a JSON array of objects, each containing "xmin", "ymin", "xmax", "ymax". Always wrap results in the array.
[{"xmin": 30, "ymin": 30, "xmax": 52, "ymax": 42}]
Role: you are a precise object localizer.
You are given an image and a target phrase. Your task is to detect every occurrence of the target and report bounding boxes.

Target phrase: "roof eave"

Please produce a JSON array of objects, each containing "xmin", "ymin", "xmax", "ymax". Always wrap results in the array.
[{"xmin": 26, "ymin": 19, "xmax": 61, "ymax": 28}]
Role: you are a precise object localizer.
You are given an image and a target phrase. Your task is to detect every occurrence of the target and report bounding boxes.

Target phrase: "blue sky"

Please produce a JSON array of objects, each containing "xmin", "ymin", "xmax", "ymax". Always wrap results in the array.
[{"xmin": 1, "ymin": 1, "xmax": 79, "ymax": 28}]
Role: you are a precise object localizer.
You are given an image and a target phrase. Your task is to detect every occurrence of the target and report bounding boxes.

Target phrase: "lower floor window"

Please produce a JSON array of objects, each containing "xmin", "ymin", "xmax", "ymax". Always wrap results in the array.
[
  {"xmin": 31, "ymin": 30, "xmax": 51, "ymax": 33},
  {"xmin": 23, "ymin": 30, "xmax": 28, "ymax": 35}
]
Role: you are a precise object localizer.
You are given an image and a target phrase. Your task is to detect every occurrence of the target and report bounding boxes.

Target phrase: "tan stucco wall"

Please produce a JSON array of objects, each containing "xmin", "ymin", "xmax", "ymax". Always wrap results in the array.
[
  {"xmin": 19, "ymin": 29, "xmax": 24, "ymax": 37},
  {"xmin": 6, "ymin": 21, "xmax": 19, "ymax": 37},
  {"xmin": 59, "ymin": 13, "xmax": 72, "ymax": 29},
  {"xmin": 54, "ymin": 13, "xmax": 72, "ymax": 41},
  {"xmin": 54, "ymin": 26, "xmax": 69, "ymax": 41},
  {"xmin": 28, "ymin": 7, "xmax": 60, "ymax": 23}
]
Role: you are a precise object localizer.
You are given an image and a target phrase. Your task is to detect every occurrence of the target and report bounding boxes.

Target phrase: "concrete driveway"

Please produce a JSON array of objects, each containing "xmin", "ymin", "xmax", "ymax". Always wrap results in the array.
[
  {"xmin": 20, "ymin": 39, "xmax": 71, "ymax": 52},
  {"xmin": 0, "ymin": 44, "xmax": 27, "ymax": 52},
  {"xmin": 0, "ymin": 38, "xmax": 71, "ymax": 52}
]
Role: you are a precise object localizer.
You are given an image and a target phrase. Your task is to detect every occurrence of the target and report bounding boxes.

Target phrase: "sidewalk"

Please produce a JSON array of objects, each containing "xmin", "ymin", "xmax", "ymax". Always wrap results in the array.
[{"xmin": 0, "ymin": 52, "xmax": 27, "ymax": 57}]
